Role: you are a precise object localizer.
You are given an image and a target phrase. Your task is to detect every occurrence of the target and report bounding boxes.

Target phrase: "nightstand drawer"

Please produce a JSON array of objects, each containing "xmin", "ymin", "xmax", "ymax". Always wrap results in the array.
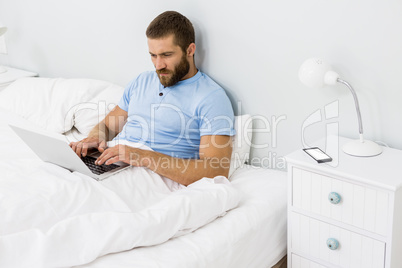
[
  {"xmin": 291, "ymin": 254, "xmax": 328, "ymax": 268},
  {"xmin": 292, "ymin": 167, "xmax": 389, "ymax": 236},
  {"xmin": 291, "ymin": 213, "xmax": 385, "ymax": 268}
]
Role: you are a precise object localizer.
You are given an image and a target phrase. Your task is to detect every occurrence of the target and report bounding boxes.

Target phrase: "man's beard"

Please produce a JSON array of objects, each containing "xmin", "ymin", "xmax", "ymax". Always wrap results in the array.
[{"xmin": 156, "ymin": 54, "xmax": 190, "ymax": 87}]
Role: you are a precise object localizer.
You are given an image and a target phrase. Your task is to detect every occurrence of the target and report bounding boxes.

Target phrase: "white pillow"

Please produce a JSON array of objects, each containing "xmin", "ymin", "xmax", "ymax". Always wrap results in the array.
[
  {"xmin": 0, "ymin": 77, "xmax": 123, "ymax": 134},
  {"xmin": 228, "ymin": 114, "xmax": 253, "ymax": 178},
  {"xmin": 72, "ymin": 84, "xmax": 123, "ymax": 135}
]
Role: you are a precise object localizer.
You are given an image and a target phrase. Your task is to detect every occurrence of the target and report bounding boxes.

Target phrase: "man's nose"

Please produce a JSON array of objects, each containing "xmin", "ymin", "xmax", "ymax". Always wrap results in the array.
[{"xmin": 155, "ymin": 57, "xmax": 166, "ymax": 70}]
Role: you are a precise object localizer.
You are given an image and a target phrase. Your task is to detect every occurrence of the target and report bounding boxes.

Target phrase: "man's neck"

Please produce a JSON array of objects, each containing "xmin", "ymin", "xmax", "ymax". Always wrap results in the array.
[{"xmin": 181, "ymin": 63, "xmax": 198, "ymax": 81}]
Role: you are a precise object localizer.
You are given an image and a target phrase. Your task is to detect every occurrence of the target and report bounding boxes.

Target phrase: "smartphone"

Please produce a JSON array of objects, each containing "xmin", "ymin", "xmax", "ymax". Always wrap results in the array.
[{"xmin": 303, "ymin": 147, "xmax": 332, "ymax": 163}]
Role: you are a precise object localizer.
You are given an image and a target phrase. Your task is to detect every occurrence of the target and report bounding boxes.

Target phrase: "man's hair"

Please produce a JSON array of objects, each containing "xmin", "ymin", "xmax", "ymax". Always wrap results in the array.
[{"xmin": 146, "ymin": 11, "xmax": 195, "ymax": 52}]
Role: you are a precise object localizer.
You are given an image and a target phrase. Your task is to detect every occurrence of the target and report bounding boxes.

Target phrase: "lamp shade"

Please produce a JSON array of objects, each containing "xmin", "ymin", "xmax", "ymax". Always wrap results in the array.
[{"xmin": 299, "ymin": 58, "xmax": 340, "ymax": 88}]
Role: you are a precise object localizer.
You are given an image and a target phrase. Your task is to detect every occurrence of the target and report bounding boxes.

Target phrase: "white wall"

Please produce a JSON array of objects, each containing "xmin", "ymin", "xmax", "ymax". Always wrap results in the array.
[{"xmin": 1, "ymin": 0, "xmax": 401, "ymax": 168}]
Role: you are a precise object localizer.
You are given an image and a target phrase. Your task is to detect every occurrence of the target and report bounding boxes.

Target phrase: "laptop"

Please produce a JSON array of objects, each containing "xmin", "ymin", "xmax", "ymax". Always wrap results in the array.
[{"xmin": 9, "ymin": 124, "xmax": 130, "ymax": 180}]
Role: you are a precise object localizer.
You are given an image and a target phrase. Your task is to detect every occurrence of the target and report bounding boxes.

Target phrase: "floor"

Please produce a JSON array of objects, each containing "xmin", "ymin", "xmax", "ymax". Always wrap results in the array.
[{"xmin": 272, "ymin": 255, "xmax": 287, "ymax": 268}]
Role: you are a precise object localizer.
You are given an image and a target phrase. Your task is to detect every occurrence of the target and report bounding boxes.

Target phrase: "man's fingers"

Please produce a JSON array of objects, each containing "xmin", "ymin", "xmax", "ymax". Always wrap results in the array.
[
  {"xmin": 105, "ymin": 156, "xmax": 120, "ymax": 165},
  {"xmin": 95, "ymin": 153, "xmax": 104, "ymax": 165},
  {"xmin": 96, "ymin": 150, "xmax": 114, "ymax": 165},
  {"xmin": 96, "ymin": 145, "xmax": 123, "ymax": 165},
  {"xmin": 98, "ymin": 140, "xmax": 107, "ymax": 153},
  {"xmin": 70, "ymin": 141, "xmax": 78, "ymax": 152},
  {"xmin": 70, "ymin": 139, "xmax": 109, "ymax": 161},
  {"xmin": 82, "ymin": 143, "xmax": 88, "ymax": 157},
  {"xmin": 75, "ymin": 142, "xmax": 83, "ymax": 157},
  {"xmin": 70, "ymin": 139, "xmax": 105, "ymax": 157}
]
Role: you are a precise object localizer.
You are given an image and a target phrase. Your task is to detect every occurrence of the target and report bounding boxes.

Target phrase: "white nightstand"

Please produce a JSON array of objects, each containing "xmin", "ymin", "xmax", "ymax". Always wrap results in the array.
[
  {"xmin": 0, "ymin": 66, "xmax": 38, "ymax": 91},
  {"xmin": 286, "ymin": 137, "xmax": 402, "ymax": 268}
]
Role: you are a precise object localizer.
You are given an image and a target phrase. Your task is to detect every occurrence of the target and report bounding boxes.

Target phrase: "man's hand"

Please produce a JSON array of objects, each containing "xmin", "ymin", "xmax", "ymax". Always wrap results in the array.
[
  {"xmin": 69, "ymin": 137, "xmax": 107, "ymax": 157},
  {"xmin": 95, "ymin": 145, "xmax": 148, "ymax": 166},
  {"xmin": 94, "ymin": 135, "xmax": 232, "ymax": 186},
  {"xmin": 69, "ymin": 105, "xmax": 128, "ymax": 158}
]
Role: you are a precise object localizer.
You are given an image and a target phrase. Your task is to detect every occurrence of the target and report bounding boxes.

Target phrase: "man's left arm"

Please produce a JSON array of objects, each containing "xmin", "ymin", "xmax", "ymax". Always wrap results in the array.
[{"xmin": 95, "ymin": 135, "xmax": 232, "ymax": 186}]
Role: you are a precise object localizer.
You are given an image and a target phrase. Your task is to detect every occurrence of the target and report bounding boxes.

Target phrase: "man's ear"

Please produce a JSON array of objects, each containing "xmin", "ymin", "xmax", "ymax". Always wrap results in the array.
[{"xmin": 187, "ymin": 43, "xmax": 196, "ymax": 57}]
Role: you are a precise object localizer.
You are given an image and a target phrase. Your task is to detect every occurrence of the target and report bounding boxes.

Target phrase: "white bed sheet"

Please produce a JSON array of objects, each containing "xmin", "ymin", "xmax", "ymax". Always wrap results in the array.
[
  {"xmin": 0, "ymin": 108, "xmax": 287, "ymax": 268},
  {"xmin": 76, "ymin": 166, "xmax": 288, "ymax": 268}
]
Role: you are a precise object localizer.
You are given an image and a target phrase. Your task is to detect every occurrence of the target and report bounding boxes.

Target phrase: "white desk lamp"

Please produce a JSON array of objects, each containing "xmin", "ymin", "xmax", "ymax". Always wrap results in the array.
[
  {"xmin": 0, "ymin": 26, "xmax": 8, "ymax": 74},
  {"xmin": 299, "ymin": 58, "xmax": 382, "ymax": 157}
]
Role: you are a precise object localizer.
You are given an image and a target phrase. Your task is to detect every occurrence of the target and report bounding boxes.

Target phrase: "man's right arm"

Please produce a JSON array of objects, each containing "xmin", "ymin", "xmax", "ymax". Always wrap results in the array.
[{"xmin": 70, "ymin": 105, "xmax": 128, "ymax": 157}]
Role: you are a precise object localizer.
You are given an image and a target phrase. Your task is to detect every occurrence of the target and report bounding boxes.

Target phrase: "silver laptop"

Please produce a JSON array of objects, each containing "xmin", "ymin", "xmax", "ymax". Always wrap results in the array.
[{"xmin": 9, "ymin": 124, "xmax": 130, "ymax": 180}]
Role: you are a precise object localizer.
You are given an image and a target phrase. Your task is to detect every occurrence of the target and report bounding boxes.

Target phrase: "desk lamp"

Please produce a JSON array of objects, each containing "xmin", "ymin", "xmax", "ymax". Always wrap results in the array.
[
  {"xmin": 0, "ymin": 26, "xmax": 8, "ymax": 74},
  {"xmin": 298, "ymin": 58, "xmax": 382, "ymax": 157}
]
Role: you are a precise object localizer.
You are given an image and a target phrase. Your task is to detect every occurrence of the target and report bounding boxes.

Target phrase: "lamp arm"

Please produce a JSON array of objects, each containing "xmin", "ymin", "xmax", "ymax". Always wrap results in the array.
[{"xmin": 337, "ymin": 78, "xmax": 364, "ymax": 140}]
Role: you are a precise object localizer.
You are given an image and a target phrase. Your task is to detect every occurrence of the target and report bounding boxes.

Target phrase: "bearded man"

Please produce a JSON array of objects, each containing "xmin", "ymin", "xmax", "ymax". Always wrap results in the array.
[{"xmin": 70, "ymin": 11, "xmax": 235, "ymax": 186}]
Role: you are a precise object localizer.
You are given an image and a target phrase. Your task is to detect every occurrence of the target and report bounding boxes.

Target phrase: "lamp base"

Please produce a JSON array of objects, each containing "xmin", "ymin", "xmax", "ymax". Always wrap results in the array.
[
  {"xmin": 342, "ymin": 139, "xmax": 382, "ymax": 157},
  {"xmin": 0, "ymin": 66, "xmax": 7, "ymax": 74}
]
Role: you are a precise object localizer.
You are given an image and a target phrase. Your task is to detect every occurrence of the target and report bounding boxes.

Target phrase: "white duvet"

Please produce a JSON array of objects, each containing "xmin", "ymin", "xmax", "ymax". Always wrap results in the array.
[{"xmin": 0, "ymin": 110, "xmax": 242, "ymax": 268}]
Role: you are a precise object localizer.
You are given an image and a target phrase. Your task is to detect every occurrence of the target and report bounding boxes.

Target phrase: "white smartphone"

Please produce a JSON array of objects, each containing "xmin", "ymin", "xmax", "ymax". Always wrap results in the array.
[{"xmin": 303, "ymin": 147, "xmax": 332, "ymax": 163}]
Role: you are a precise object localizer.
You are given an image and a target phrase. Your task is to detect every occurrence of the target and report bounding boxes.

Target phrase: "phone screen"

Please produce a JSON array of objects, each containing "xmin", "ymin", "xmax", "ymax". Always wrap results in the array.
[{"xmin": 303, "ymin": 147, "xmax": 332, "ymax": 163}]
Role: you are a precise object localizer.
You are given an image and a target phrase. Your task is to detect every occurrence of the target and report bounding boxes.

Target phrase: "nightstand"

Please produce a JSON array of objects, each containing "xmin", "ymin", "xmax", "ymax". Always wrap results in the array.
[
  {"xmin": 0, "ymin": 66, "xmax": 38, "ymax": 91},
  {"xmin": 286, "ymin": 137, "xmax": 402, "ymax": 268}
]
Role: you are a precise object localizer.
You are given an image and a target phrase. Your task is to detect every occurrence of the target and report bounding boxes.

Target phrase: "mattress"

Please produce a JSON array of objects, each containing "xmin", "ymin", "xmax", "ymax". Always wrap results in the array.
[{"xmin": 75, "ymin": 166, "xmax": 288, "ymax": 268}]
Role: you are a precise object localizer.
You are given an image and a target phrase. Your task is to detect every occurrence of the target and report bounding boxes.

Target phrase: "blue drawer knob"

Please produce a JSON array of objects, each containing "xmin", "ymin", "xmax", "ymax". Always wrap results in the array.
[
  {"xmin": 328, "ymin": 192, "xmax": 341, "ymax": 204},
  {"xmin": 326, "ymin": 238, "xmax": 339, "ymax": 250}
]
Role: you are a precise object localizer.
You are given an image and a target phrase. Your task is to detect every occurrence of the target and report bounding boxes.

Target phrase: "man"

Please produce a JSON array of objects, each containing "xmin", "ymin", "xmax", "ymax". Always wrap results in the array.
[{"xmin": 70, "ymin": 11, "xmax": 235, "ymax": 186}]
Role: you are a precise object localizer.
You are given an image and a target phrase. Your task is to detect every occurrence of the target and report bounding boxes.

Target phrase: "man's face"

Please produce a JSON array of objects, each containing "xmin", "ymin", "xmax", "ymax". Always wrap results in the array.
[{"xmin": 148, "ymin": 35, "xmax": 190, "ymax": 87}]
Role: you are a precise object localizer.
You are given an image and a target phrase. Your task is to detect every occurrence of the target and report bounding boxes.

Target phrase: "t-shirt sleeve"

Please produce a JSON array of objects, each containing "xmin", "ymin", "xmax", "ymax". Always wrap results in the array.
[
  {"xmin": 118, "ymin": 78, "xmax": 136, "ymax": 112},
  {"xmin": 198, "ymin": 89, "xmax": 236, "ymax": 137}
]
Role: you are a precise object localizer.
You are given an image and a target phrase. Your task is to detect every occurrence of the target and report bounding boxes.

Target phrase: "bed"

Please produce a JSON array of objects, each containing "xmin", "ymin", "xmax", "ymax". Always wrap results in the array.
[{"xmin": 0, "ymin": 77, "xmax": 287, "ymax": 268}]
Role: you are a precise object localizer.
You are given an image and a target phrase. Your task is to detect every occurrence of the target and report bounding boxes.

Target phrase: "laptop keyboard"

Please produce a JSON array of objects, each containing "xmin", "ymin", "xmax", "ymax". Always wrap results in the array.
[{"xmin": 81, "ymin": 156, "xmax": 120, "ymax": 175}]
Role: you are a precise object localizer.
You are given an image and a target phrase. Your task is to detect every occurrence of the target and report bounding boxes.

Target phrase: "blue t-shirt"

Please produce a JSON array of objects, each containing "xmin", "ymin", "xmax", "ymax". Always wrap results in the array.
[{"xmin": 114, "ymin": 70, "xmax": 235, "ymax": 159}]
